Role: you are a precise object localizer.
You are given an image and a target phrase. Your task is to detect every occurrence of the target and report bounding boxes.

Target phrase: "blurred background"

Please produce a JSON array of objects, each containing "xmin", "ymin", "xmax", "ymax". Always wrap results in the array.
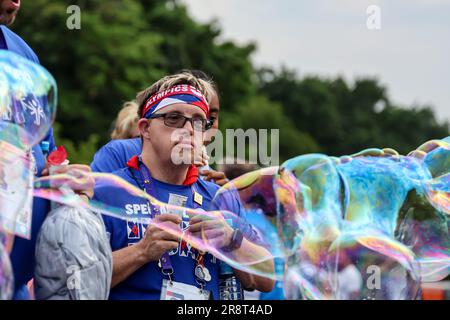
[{"xmin": 11, "ymin": 0, "xmax": 450, "ymax": 164}]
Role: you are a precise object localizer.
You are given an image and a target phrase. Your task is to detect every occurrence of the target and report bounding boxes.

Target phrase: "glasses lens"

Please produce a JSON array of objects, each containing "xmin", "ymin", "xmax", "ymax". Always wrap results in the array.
[{"xmin": 164, "ymin": 113, "xmax": 185, "ymax": 127}]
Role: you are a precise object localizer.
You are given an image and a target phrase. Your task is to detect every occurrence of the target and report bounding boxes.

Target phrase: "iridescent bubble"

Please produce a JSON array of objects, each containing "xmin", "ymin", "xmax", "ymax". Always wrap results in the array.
[
  {"xmin": 0, "ymin": 50, "xmax": 57, "ymax": 148},
  {"xmin": 0, "ymin": 51, "xmax": 58, "ymax": 299},
  {"xmin": 34, "ymin": 171, "xmax": 278, "ymax": 280},
  {"xmin": 0, "ymin": 131, "xmax": 34, "ymax": 300},
  {"xmin": 0, "ymin": 50, "xmax": 57, "ymax": 238},
  {"xmin": 0, "ymin": 140, "xmax": 34, "ymax": 239},
  {"xmin": 280, "ymin": 140, "xmax": 449, "ymax": 299},
  {"xmin": 0, "ymin": 237, "xmax": 13, "ymax": 300},
  {"xmin": 31, "ymin": 138, "xmax": 449, "ymax": 300}
]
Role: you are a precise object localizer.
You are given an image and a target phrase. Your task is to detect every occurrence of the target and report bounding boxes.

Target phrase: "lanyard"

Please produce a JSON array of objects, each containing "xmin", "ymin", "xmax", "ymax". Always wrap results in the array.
[{"xmin": 133, "ymin": 156, "xmax": 208, "ymax": 288}]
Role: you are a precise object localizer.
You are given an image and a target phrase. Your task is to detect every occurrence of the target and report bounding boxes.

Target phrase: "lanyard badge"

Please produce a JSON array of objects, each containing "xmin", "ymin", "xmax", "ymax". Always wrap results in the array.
[
  {"xmin": 194, "ymin": 254, "xmax": 211, "ymax": 292},
  {"xmin": 193, "ymin": 191, "xmax": 203, "ymax": 206}
]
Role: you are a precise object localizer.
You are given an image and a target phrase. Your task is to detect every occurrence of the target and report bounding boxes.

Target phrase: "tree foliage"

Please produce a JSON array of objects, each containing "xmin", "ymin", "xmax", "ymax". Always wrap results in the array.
[
  {"xmin": 11, "ymin": 0, "xmax": 449, "ymax": 164},
  {"xmin": 258, "ymin": 68, "xmax": 449, "ymax": 156}
]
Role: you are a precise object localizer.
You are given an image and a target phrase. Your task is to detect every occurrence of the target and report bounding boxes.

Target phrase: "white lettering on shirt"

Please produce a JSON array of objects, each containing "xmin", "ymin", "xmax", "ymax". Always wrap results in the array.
[{"xmin": 124, "ymin": 203, "xmax": 152, "ymax": 215}]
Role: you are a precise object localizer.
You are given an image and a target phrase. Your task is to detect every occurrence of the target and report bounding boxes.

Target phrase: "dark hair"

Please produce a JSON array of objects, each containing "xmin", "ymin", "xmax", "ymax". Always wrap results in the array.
[{"xmin": 178, "ymin": 69, "xmax": 219, "ymax": 96}]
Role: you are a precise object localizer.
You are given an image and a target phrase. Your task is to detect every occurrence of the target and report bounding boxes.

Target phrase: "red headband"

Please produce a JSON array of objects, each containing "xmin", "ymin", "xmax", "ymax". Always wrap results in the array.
[{"xmin": 142, "ymin": 85, "xmax": 209, "ymax": 118}]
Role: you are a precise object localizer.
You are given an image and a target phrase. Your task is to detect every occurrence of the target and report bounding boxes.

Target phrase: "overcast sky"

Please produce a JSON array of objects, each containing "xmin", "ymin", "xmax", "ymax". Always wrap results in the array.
[{"xmin": 183, "ymin": 0, "xmax": 450, "ymax": 124}]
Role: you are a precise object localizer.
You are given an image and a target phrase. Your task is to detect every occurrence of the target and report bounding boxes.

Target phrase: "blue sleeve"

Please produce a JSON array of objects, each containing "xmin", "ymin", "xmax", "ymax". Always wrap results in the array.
[
  {"xmin": 0, "ymin": 26, "xmax": 39, "ymax": 64},
  {"xmin": 91, "ymin": 139, "xmax": 141, "ymax": 173},
  {"xmin": 91, "ymin": 145, "xmax": 124, "ymax": 173}
]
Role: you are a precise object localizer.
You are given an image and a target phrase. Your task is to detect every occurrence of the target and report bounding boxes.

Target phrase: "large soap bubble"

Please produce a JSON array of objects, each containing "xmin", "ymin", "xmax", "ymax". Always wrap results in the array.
[
  {"xmin": 0, "ymin": 141, "xmax": 34, "ymax": 238},
  {"xmin": 280, "ymin": 140, "xmax": 449, "ymax": 299},
  {"xmin": 0, "ymin": 50, "xmax": 57, "ymax": 239},
  {"xmin": 0, "ymin": 50, "xmax": 57, "ymax": 149},
  {"xmin": 0, "ymin": 50, "xmax": 58, "ymax": 299},
  {"xmin": 0, "ymin": 235, "xmax": 13, "ymax": 300},
  {"xmin": 31, "ymin": 138, "xmax": 449, "ymax": 300}
]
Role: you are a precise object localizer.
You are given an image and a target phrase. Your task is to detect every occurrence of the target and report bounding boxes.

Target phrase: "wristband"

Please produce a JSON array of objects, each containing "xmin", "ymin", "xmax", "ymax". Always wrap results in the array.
[{"xmin": 222, "ymin": 229, "xmax": 243, "ymax": 252}]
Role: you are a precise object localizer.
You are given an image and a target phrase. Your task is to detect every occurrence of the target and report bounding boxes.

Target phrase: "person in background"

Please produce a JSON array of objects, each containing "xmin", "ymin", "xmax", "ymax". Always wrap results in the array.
[
  {"xmin": 217, "ymin": 160, "xmax": 285, "ymax": 300},
  {"xmin": 217, "ymin": 158, "xmax": 260, "ymax": 181},
  {"xmin": 91, "ymin": 70, "xmax": 228, "ymax": 186},
  {"xmin": 110, "ymin": 101, "xmax": 140, "ymax": 140},
  {"xmin": 1, "ymin": 0, "xmax": 94, "ymax": 299},
  {"xmin": 1, "ymin": 1, "xmax": 37, "ymax": 61},
  {"xmin": 179, "ymin": 70, "xmax": 224, "ymax": 183}
]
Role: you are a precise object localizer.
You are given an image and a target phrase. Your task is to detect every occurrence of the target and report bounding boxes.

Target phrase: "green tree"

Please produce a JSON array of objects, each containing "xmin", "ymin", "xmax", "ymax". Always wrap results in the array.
[
  {"xmin": 13, "ymin": 0, "xmax": 164, "ymax": 147},
  {"xmin": 258, "ymin": 68, "xmax": 449, "ymax": 156},
  {"xmin": 13, "ymin": 0, "xmax": 257, "ymax": 163},
  {"xmin": 139, "ymin": 0, "xmax": 256, "ymax": 112},
  {"xmin": 221, "ymin": 95, "xmax": 321, "ymax": 163},
  {"xmin": 11, "ymin": 1, "xmax": 449, "ymax": 163}
]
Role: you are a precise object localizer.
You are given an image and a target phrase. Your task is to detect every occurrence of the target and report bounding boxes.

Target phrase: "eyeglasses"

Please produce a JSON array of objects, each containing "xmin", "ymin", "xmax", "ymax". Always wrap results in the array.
[{"xmin": 149, "ymin": 112, "xmax": 213, "ymax": 132}]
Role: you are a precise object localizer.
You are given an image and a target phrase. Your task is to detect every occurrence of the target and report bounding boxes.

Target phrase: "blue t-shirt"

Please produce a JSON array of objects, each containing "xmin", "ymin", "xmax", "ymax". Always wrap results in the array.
[
  {"xmin": 94, "ymin": 166, "xmax": 259, "ymax": 300},
  {"xmin": 91, "ymin": 138, "xmax": 142, "ymax": 173},
  {"xmin": 0, "ymin": 26, "xmax": 39, "ymax": 62},
  {"xmin": 1, "ymin": 25, "xmax": 56, "ymax": 299},
  {"xmin": 95, "ymin": 167, "xmax": 221, "ymax": 300}
]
